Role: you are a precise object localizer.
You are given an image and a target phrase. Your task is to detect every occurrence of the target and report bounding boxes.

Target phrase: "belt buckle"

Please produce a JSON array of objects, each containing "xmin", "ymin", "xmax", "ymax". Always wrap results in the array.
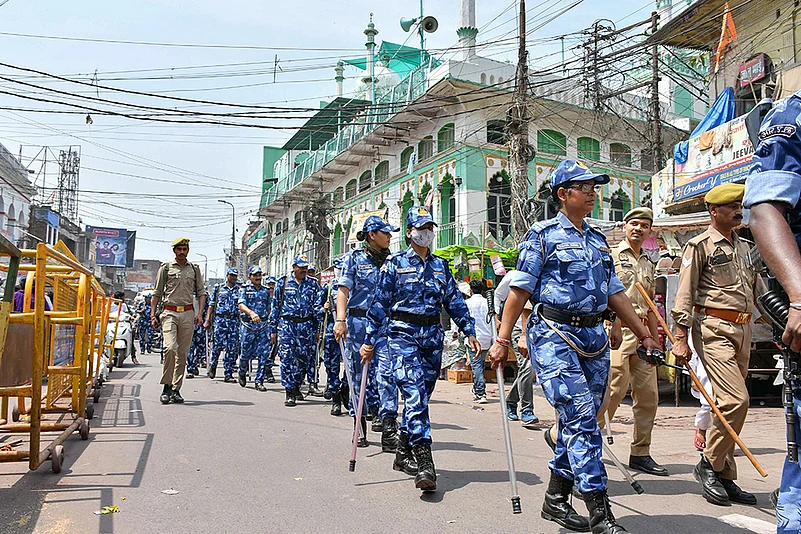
[
  {"xmin": 176, "ymin": 305, "xmax": 185, "ymax": 313},
  {"xmin": 737, "ymin": 312, "xmax": 750, "ymax": 324},
  {"xmin": 570, "ymin": 316, "xmax": 580, "ymax": 327}
]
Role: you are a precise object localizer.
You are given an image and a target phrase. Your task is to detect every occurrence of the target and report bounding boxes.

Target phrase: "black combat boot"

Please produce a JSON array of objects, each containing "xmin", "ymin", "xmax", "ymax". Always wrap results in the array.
[
  {"xmin": 294, "ymin": 386, "xmax": 305, "ymax": 401},
  {"xmin": 353, "ymin": 417, "xmax": 368, "ymax": 448},
  {"xmin": 284, "ymin": 388, "xmax": 296, "ymax": 407},
  {"xmin": 393, "ymin": 432, "xmax": 418, "ymax": 476},
  {"xmin": 330, "ymin": 391, "xmax": 342, "ymax": 416},
  {"xmin": 323, "ymin": 388, "xmax": 333, "ymax": 400},
  {"xmin": 255, "ymin": 382, "xmax": 267, "ymax": 392},
  {"xmin": 371, "ymin": 411, "xmax": 383, "ymax": 433},
  {"xmin": 381, "ymin": 417, "xmax": 399, "ymax": 453},
  {"xmin": 207, "ymin": 367, "xmax": 216, "ymax": 379},
  {"xmin": 340, "ymin": 381, "xmax": 350, "ymax": 410},
  {"xmin": 238, "ymin": 373, "xmax": 247, "ymax": 388},
  {"xmin": 582, "ymin": 490, "xmax": 627, "ymax": 533},
  {"xmin": 307, "ymin": 382, "xmax": 323, "ymax": 397},
  {"xmin": 160, "ymin": 384, "xmax": 172, "ymax": 404},
  {"xmin": 264, "ymin": 368, "xmax": 274, "ymax": 383},
  {"xmin": 170, "ymin": 389, "xmax": 184, "ymax": 404},
  {"xmin": 412, "ymin": 444, "xmax": 436, "ymax": 491},
  {"xmin": 541, "ymin": 471, "xmax": 590, "ymax": 532}
]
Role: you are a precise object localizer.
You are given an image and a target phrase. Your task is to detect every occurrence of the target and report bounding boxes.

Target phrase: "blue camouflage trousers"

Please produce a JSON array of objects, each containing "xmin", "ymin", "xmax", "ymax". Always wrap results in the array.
[
  {"xmin": 239, "ymin": 323, "xmax": 271, "ymax": 384},
  {"xmin": 345, "ymin": 316, "xmax": 381, "ymax": 416},
  {"xmin": 386, "ymin": 320, "xmax": 443, "ymax": 446},
  {"xmin": 778, "ymin": 394, "xmax": 801, "ymax": 534},
  {"xmin": 138, "ymin": 321, "xmax": 154, "ymax": 353},
  {"xmin": 323, "ymin": 325, "xmax": 341, "ymax": 394},
  {"xmin": 528, "ymin": 318, "xmax": 609, "ymax": 494},
  {"xmin": 187, "ymin": 325, "xmax": 207, "ymax": 373},
  {"xmin": 278, "ymin": 318, "xmax": 316, "ymax": 389},
  {"xmin": 210, "ymin": 317, "xmax": 240, "ymax": 377}
]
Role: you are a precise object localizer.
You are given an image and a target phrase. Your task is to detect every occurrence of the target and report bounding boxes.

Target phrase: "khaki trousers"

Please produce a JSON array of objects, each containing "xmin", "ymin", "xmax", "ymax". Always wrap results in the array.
[
  {"xmin": 598, "ymin": 327, "xmax": 658, "ymax": 456},
  {"xmin": 161, "ymin": 309, "xmax": 195, "ymax": 391},
  {"xmin": 692, "ymin": 315, "xmax": 751, "ymax": 480}
]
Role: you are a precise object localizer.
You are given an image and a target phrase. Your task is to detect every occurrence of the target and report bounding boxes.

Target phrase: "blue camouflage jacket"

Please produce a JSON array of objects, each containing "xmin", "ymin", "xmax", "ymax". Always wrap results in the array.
[
  {"xmin": 210, "ymin": 282, "xmax": 241, "ymax": 316},
  {"xmin": 268, "ymin": 275, "xmax": 321, "ymax": 334},
  {"xmin": 238, "ymin": 282, "xmax": 271, "ymax": 321}
]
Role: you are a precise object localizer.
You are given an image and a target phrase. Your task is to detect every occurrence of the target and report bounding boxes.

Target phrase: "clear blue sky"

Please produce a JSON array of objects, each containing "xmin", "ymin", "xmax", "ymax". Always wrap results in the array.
[{"xmin": 0, "ymin": 0, "xmax": 655, "ymax": 276}]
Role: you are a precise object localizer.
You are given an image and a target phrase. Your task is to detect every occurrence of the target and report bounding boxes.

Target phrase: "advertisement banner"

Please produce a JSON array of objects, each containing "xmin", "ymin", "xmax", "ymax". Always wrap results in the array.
[
  {"xmin": 87, "ymin": 226, "xmax": 128, "ymax": 267},
  {"xmin": 673, "ymin": 116, "xmax": 754, "ymax": 202},
  {"xmin": 347, "ymin": 209, "xmax": 388, "ymax": 245}
]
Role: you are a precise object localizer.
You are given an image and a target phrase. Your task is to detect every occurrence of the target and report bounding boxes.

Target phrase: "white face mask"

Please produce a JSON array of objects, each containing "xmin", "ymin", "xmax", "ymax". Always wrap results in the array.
[{"xmin": 410, "ymin": 228, "xmax": 435, "ymax": 248}]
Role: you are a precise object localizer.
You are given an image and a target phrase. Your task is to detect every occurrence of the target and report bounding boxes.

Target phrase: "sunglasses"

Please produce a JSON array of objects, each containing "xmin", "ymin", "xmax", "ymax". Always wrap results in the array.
[{"xmin": 568, "ymin": 183, "xmax": 601, "ymax": 194}]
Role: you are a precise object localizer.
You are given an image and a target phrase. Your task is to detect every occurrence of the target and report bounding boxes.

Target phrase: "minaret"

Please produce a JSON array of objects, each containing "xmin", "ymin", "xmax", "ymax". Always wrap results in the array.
[
  {"xmin": 363, "ymin": 14, "xmax": 378, "ymax": 106},
  {"xmin": 457, "ymin": 0, "xmax": 478, "ymax": 60},
  {"xmin": 335, "ymin": 60, "xmax": 345, "ymax": 97}
]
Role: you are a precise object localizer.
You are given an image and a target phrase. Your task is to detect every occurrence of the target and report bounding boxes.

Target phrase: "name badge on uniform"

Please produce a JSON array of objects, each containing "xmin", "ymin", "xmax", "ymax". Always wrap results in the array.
[
  {"xmin": 599, "ymin": 246, "xmax": 612, "ymax": 253},
  {"xmin": 397, "ymin": 267, "xmax": 416, "ymax": 274},
  {"xmin": 620, "ymin": 262, "xmax": 634, "ymax": 268},
  {"xmin": 556, "ymin": 242, "xmax": 582, "ymax": 250},
  {"xmin": 357, "ymin": 264, "xmax": 372, "ymax": 270},
  {"xmin": 433, "ymin": 270, "xmax": 444, "ymax": 275}
]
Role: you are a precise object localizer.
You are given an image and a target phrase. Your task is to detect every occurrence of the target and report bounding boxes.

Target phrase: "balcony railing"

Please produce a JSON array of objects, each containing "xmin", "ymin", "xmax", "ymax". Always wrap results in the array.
[
  {"xmin": 436, "ymin": 221, "xmax": 461, "ymax": 248},
  {"xmin": 261, "ymin": 65, "xmax": 429, "ymax": 209}
]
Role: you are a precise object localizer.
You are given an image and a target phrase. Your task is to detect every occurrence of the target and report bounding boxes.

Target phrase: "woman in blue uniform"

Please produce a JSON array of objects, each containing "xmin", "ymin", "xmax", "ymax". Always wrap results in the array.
[
  {"xmin": 335, "ymin": 215, "xmax": 398, "ymax": 449},
  {"xmin": 361, "ymin": 206, "xmax": 479, "ymax": 492}
]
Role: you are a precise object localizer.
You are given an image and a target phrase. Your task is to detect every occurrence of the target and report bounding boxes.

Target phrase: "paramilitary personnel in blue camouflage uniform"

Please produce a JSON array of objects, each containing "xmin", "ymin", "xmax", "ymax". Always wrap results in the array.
[
  {"xmin": 186, "ymin": 296, "xmax": 210, "ymax": 378},
  {"xmin": 136, "ymin": 293, "xmax": 155, "ymax": 354},
  {"xmin": 488, "ymin": 160, "xmax": 659, "ymax": 534},
  {"xmin": 237, "ymin": 266, "xmax": 273, "ymax": 391},
  {"xmin": 269, "ymin": 255, "xmax": 320, "ymax": 407},
  {"xmin": 322, "ymin": 259, "xmax": 343, "ymax": 416},
  {"xmin": 336, "ymin": 215, "xmax": 399, "ymax": 450},
  {"xmin": 204, "ymin": 268, "xmax": 242, "ymax": 382},
  {"xmin": 361, "ymin": 206, "xmax": 479, "ymax": 493},
  {"xmin": 302, "ymin": 264, "xmax": 325, "ymax": 397},
  {"xmin": 745, "ymin": 94, "xmax": 801, "ymax": 534}
]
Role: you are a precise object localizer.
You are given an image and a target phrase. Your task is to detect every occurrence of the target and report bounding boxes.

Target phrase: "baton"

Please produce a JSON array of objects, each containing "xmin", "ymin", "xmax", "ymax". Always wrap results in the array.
[
  {"xmin": 603, "ymin": 442, "xmax": 644, "ymax": 494},
  {"xmin": 338, "ymin": 338, "xmax": 360, "ymax": 426},
  {"xmin": 603, "ymin": 410, "xmax": 614, "ymax": 445},
  {"xmin": 634, "ymin": 282, "xmax": 768, "ymax": 478},
  {"xmin": 485, "ymin": 290, "xmax": 522, "ymax": 514},
  {"xmin": 350, "ymin": 358, "xmax": 370, "ymax": 472}
]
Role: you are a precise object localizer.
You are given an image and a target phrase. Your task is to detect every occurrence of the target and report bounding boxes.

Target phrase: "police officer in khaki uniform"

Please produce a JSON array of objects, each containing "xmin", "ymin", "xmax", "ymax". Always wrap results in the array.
[
  {"xmin": 671, "ymin": 183, "xmax": 762, "ymax": 506},
  {"xmin": 597, "ymin": 207, "xmax": 667, "ymax": 477},
  {"xmin": 152, "ymin": 237, "xmax": 207, "ymax": 404}
]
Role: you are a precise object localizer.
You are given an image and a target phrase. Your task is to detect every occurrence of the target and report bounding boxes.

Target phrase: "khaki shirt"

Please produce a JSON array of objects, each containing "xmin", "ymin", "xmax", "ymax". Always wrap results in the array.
[
  {"xmin": 671, "ymin": 225, "xmax": 758, "ymax": 328},
  {"xmin": 153, "ymin": 260, "xmax": 206, "ymax": 307},
  {"xmin": 613, "ymin": 239, "xmax": 655, "ymax": 320}
]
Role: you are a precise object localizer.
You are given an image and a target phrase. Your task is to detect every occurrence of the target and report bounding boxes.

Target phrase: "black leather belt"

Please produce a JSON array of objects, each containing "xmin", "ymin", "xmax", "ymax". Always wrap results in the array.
[
  {"xmin": 282, "ymin": 315, "xmax": 313, "ymax": 323},
  {"xmin": 390, "ymin": 312, "xmax": 440, "ymax": 327},
  {"xmin": 216, "ymin": 313, "xmax": 237, "ymax": 319},
  {"xmin": 539, "ymin": 305, "xmax": 614, "ymax": 328},
  {"xmin": 348, "ymin": 308, "xmax": 368, "ymax": 318}
]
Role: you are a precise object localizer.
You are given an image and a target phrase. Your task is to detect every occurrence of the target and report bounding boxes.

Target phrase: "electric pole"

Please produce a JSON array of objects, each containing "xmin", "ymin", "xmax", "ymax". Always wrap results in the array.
[
  {"xmin": 649, "ymin": 10, "xmax": 663, "ymax": 170},
  {"xmin": 509, "ymin": 0, "xmax": 533, "ymax": 241}
]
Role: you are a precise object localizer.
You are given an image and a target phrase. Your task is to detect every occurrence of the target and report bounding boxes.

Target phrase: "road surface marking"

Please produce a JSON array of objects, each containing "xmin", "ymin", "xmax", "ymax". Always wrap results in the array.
[{"xmin": 718, "ymin": 513, "xmax": 775, "ymax": 534}]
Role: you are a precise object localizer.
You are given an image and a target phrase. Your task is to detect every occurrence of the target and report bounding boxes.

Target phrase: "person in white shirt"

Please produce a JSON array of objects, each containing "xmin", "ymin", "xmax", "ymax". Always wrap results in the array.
[
  {"xmin": 494, "ymin": 272, "xmax": 538, "ymax": 424},
  {"xmin": 464, "ymin": 280, "xmax": 494, "ymax": 403}
]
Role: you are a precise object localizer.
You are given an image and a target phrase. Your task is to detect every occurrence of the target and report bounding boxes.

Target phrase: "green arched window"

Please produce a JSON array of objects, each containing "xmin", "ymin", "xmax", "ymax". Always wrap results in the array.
[
  {"xmin": 375, "ymin": 161, "xmax": 389, "ymax": 185},
  {"xmin": 537, "ymin": 129, "xmax": 567, "ymax": 156},
  {"xmin": 577, "ymin": 137, "xmax": 601, "ymax": 162},
  {"xmin": 332, "ymin": 223, "xmax": 342, "ymax": 256},
  {"xmin": 438, "ymin": 123, "xmax": 455, "ymax": 152},
  {"xmin": 609, "ymin": 190, "xmax": 631, "ymax": 222},
  {"xmin": 345, "ymin": 179, "xmax": 357, "ymax": 199},
  {"xmin": 400, "ymin": 147, "xmax": 415, "ymax": 174},
  {"xmin": 418, "ymin": 136, "xmax": 434, "ymax": 161},
  {"xmin": 401, "ymin": 190, "xmax": 414, "ymax": 220},
  {"xmin": 359, "ymin": 171, "xmax": 372, "ymax": 193}
]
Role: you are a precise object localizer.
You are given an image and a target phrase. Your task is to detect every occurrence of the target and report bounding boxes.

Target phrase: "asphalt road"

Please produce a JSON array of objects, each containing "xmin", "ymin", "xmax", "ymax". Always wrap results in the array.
[{"xmin": 0, "ymin": 351, "xmax": 787, "ymax": 534}]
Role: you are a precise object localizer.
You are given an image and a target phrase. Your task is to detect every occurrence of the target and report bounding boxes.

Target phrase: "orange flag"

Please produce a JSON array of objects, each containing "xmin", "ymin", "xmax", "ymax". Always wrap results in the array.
[{"xmin": 714, "ymin": 2, "xmax": 738, "ymax": 73}]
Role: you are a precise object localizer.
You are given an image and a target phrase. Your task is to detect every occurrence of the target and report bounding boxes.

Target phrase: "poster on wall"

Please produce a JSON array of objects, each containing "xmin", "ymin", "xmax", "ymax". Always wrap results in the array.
[
  {"xmin": 347, "ymin": 209, "xmax": 388, "ymax": 245},
  {"xmin": 86, "ymin": 226, "xmax": 128, "ymax": 267},
  {"xmin": 673, "ymin": 116, "xmax": 754, "ymax": 202}
]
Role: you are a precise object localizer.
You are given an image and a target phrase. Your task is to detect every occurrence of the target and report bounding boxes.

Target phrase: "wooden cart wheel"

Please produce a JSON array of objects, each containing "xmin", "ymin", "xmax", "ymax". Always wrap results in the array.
[
  {"xmin": 80, "ymin": 419, "xmax": 90, "ymax": 440},
  {"xmin": 85, "ymin": 404, "xmax": 95, "ymax": 420},
  {"xmin": 11, "ymin": 404, "xmax": 19, "ymax": 422},
  {"xmin": 93, "ymin": 388, "xmax": 101, "ymax": 403},
  {"xmin": 51, "ymin": 445, "xmax": 64, "ymax": 473}
]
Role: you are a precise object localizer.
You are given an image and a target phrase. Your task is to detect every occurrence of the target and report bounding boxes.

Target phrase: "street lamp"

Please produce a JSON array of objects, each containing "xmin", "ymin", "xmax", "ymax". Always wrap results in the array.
[
  {"xmin": 196, "ymin": 253, "xmax": 208, "ymax": 282},
  {"xmin": 218, "ymin": 199, "xmax": 236, "ymax": 269}
]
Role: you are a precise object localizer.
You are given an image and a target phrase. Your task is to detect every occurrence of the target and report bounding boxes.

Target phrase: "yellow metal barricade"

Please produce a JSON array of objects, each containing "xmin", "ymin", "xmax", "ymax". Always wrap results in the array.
[{"xmin": 0, "ymin": 240, "xmax": 96, "ymax": 472}]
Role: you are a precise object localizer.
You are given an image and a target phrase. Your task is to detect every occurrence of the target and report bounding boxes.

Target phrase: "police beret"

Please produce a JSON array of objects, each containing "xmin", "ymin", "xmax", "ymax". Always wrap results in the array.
[
  {"xmin": 623, "ymin": 207, "xmax": 653, "ymax": 222},
  {"xmin": 362, "ymin": 215, "xmax": 399, "ymax": 234},
  {"xmin": 407, "ymin": 206, "xmax": 438, "ymax": 228},
  {"xmin": 705, "ymin": 183, "xmax": 745, "ymax": 205},
  {"xmin": 171, "ymin": 237, "xmax": 190, "ymax": 247}
]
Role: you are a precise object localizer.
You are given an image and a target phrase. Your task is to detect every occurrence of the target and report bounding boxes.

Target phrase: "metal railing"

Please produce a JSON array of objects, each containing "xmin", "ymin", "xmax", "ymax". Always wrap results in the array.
[
  {"xmin": 262, "ymin": 65, "xmax": 429, "ymax": 209},
  {"xmin": 436, "ymin": 221, "xmax": 461, "ymax": 248}
]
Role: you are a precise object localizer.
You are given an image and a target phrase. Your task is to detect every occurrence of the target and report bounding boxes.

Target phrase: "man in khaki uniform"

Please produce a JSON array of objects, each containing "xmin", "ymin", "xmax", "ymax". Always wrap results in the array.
[
  {"xmin": 151, "ymin": 237, "xmax": 206, "ymax": 404},
  {"xmin": 671, "ymin": 183, "xmax": 761, "ymax": 506},
  {"xmin": 597, "ymin": 207, "xmax": 666, "ymax": 476}
]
